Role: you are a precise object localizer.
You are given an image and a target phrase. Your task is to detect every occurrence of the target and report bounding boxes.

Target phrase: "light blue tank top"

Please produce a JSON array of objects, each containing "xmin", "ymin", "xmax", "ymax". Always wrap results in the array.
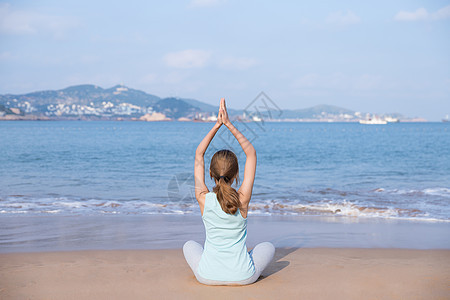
[{"xmin": 197, "ymin": 192, "xmax": 255, "ymax": 281}]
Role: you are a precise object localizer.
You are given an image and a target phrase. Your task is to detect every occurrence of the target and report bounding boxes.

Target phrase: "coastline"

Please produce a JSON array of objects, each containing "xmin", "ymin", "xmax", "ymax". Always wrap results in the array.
[
  {"xmin": 1, "ymin": 248, "xmax": 448, "ymax": 299},
  {"xmin": 1, "ymin": 215, "xmax": 449, "ymax": 253},
  {"xmin": 2, "ymin": 210, "xmax": 449, "ymax": 299},
  {"xmin": 0, "ymin": 117, "xmax": 434, "ymax": 122}
]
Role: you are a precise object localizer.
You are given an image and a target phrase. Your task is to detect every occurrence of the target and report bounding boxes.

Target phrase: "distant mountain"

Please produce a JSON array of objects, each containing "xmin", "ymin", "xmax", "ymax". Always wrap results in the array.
[
  {"xmin": 0, "ymin": 84, "xmax": 408, "ymax": 121},
  {"xmin": 2, "ymin": 84, "xmax": 160, "ymax": 106},
  {"xmin": 0, "ymin": 85, "xmax": 249, "ymax": 119},
  {"xmin": 153, "ymin": 98, "xmax": 200, "ymax": 119},
  {"xmin": 181, "ymin": 98, "xmax": 240, "ymax": 115},
  {"xmin": 0, "ymin": 85, "xmax": 157, "ymax": 118},
  {"xmin": 182, "ymin": 98, "xmax": 217, "ymax": 112}
]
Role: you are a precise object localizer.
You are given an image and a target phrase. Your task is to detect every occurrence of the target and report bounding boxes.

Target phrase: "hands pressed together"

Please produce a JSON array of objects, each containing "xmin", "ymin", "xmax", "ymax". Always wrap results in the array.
[{"xmin": 216, "ymin": 98, "xmax": 231, "ymax": 127}]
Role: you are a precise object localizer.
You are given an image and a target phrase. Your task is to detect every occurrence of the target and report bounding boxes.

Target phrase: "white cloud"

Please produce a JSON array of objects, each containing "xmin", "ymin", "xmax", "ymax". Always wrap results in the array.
[
  {"xmin": 0, "ymin": 3, "xmax": 78, "ymax": 38},
  {"xmin": 218, "ymin": 56, "xmax": 258, "ymax": 70},
  {"xmin": 394, "ymin": 5, "xmax": 450, "ymax": 21},
  {"xmin": 326, "ymin": 10, "xmax": 361, "ymax": 26},
  {"xmin": 394, "ymin": 8, "xmax": 428, "ymax": 21},
  {"xmin": 163, "ymin": 49, "xmax": 211, "ymax": 69},
  {"xmin": 433, "ymin": 5, "xmax": 450, "ymax": 20},
  {"xmin": 189, "ymin": 0, "xmax": 226, "ymax": 8}
]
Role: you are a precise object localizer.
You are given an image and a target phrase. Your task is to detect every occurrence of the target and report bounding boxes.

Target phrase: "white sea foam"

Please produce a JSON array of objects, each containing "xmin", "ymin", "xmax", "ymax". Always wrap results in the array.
[
  {"xmin": 390, "ymin": 187, "xmax": 450, "ymax": 197},
  {"xmin": 247, "ymin": 199, "xmax": 447, "ymax": 221},
  {"xmin": 0, "ymin": 193, "xmax": 449, "ymax": 222},
  {"xmin": 422, "ymin": 187, "xmax": 450, "ymax": 196},
  {"xmin": 58, "ymin": 201, "xmax": 84, "ymax": 208},
  {"xmin": 44, "ymin": 210, "xmax": 61, "ymax": 214}
]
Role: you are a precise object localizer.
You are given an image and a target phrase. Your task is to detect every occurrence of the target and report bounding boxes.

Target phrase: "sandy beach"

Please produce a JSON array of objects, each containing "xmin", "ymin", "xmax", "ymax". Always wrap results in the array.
[
  {"xmin": 1, "ymin": 215, "xmax": 449, "ymax": 299},
  {"xmin": 1, "ymin": 248, "xmax": 449, "ymax": 299}
]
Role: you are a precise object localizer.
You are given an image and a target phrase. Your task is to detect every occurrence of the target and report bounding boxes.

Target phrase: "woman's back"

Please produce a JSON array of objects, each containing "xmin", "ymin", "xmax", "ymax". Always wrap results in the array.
[
  {"xmin": 197, "ymin": 192, "xmax": 255, "ymax": 281},
  {"xmin": 184, "ymin": 98, "xmax": 274, "ymax": 285}
]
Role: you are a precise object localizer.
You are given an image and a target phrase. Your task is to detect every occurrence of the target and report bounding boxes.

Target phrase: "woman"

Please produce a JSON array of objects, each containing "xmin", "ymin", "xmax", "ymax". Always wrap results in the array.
[{"xmin": 183, "ymin": 98, "xmax": 275, "ymax": 285}]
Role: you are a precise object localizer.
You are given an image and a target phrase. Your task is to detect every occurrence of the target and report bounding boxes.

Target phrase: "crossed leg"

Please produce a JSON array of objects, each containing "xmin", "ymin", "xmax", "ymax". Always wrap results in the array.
[{"xmin": 183, "ymin": 240, "xmax": 275, "ymax": 285}]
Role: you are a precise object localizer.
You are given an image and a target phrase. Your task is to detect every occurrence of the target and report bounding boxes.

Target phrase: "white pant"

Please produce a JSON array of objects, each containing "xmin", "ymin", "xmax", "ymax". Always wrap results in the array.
[{"xmin": 183, "ymin": 240, "xmax": 275, "ymax": 285}]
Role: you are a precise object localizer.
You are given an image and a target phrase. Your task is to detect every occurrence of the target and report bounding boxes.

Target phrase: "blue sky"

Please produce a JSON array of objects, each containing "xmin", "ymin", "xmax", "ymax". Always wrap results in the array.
[{"xmin": 0, "ymin": 0, "xmax": 449, "ymax": 120}]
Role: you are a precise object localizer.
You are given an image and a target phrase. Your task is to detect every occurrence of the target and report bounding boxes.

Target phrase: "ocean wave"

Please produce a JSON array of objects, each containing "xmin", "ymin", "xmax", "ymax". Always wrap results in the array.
[
  {"xmin": 388, "ymin": 187, "xmax": 450, "ymax": 197},
  {"xmin": 307, "ymin": 187, "xmax": 450, "ymax": 198},
  {"xmin": 1, "ymin": 194, "xmax": 449, "ymax": 222},
  {"xmin": 0, "ymin": 196, "xmax": 197, "ymax": 215},
  {"xmin": 247, "ymin": 200, "xmax": 441, "ymax": 221},
  {"xmin": 422, "ymin": 188, "xmax": 450, "ymax": 196}
]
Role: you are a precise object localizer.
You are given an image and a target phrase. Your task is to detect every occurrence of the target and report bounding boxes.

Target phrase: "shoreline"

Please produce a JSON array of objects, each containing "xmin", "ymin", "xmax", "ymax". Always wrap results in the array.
[
  {"xmin": 0, "ymin": 117, "xmax": 436, "ymax": 122},
  {"xmin": 1, "ymin": 215, "xmax": 449, "ymax": 254},
  {"xmin": 1, "ymin": 248, "xmax": 448, "ymax": 299}
]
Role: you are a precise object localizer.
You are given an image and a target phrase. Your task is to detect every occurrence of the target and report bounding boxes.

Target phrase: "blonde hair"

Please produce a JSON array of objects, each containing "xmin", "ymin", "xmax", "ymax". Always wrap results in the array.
[{"xmin": 210, "ymin": 149, "xmax": 240, "ymax": 214}]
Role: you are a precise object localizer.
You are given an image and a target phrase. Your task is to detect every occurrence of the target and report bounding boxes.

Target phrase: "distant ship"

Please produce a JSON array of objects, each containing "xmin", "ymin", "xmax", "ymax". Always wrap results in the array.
[
  {"xmin": 443, "ymin": 115, "xmax": 449, "ymax": 122},
  {"xmin": 252, "ymin": 115, "xmax": 262, "ymax": 122},
  {"xmin": 384, "ymin": 116, "xmax": 399, "ymax": 123},
  {"xmin": 359, "ymin": 117, "xmax": 387, "ymax": 125}
]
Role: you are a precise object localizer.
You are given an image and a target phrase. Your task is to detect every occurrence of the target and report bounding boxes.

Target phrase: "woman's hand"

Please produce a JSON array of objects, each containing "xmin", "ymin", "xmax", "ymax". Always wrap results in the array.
[
  {"xmin": 220, "ymin": 98, "xmax": 231, "ymax": 127},
  {"xmin": 216, "ymin": 102, "xmax": 223, "ymax": 127}
]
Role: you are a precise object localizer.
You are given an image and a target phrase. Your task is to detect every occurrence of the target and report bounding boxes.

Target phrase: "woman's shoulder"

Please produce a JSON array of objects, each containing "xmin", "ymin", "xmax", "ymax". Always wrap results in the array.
[{"xmin": 203, "ymin": 192, "xmax": 217, "ymax": 202}]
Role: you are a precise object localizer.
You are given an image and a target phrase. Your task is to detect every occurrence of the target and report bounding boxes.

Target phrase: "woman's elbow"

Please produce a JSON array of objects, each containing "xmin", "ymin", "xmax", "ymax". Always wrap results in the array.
[
  {"xmin": 246, "ymin": 147, "xmax": 256, "ymax": 158},
  {"xmin": 195, "ymin": 149, "xmax": 204, "ymax": 158}
]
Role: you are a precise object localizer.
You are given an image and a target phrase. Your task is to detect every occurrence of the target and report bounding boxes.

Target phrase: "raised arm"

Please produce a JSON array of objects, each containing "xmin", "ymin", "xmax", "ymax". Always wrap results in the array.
[
  {"xmin": 220, "ymin": 99, "xmax": 257, "ymax": 207},
  {"xmin": 194, "ymin": 108, "xmax": 223, "ymax": 214}
]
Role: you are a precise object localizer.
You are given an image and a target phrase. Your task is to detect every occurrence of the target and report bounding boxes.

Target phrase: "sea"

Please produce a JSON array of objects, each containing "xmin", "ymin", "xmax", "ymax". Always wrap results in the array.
[{"xmin": 0, "ymin": 121, "xmax": 449, "ymax": 222}]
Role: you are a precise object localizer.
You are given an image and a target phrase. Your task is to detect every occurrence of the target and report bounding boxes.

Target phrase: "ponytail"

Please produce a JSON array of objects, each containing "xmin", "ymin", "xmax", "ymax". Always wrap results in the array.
[
  {"xmin": 213, "ymin": 177, "xmax": 240, "ymax": 215},
  {"xmin": 210, "ymin": 149, "xmax": 240, "ymax": 214}
]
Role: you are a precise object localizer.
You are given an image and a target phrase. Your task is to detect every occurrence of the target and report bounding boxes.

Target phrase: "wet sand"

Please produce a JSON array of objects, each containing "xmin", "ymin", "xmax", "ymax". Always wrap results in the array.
[
  {"xmin": 1, "ymin": 248, "xmax": 449, "ymax": 299},
  {"xmin": 1, "ymin": 215, "xmax": 449, "ymax": 253}
]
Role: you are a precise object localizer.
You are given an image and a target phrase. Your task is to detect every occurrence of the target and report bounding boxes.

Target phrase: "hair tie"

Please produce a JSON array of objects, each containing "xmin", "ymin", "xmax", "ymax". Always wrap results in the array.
[{"xmin": 219, "ymin": 176, "xmax": 228, "ymax": 182}]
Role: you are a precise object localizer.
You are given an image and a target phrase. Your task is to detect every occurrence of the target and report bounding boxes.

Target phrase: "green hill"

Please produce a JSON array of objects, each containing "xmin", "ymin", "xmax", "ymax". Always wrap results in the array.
[
  {"xmin": 153, "ymin": 98, "xmax": 200, "ymax": 119},
  {"xmin": 0, "ymin": 84, "xmax": 160, "ymax": 110},
  {"xmin": 0, "ymin": 85, "xmax": 370, "ymax": 120}
]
